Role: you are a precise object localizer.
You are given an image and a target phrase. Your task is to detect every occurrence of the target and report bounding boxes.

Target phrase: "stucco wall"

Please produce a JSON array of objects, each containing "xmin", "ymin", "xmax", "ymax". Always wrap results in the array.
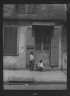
[
  {"xmin": 61, "ymin": 25, "xmax": 67, "ymax": 70},
  {"xmin": 3, "ymin": 4, "xmax": 66, "ymax": 20},
  {"xmin": 3, "ymin": 26, "xmax": 27, "ymax": 69},
  {"xmin": 3, "ymin": 22, "xmax": 66, "ymax": 70},
  {"xmin": 26, "ymin": 26, "xmax": 35, "ymax": 46},
  {"xmin": 51, "ymin": 26, "xmax": 59, "ymax": 67}
]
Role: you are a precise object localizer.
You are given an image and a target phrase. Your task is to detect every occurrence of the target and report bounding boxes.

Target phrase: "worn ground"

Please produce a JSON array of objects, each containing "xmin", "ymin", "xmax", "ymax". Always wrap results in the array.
[{"xmin": 3, "ymin": 69, "xmax": 67, "ymax": 90}]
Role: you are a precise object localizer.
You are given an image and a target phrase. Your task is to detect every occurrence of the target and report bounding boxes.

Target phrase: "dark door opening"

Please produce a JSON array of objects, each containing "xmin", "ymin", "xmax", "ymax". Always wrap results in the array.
[
  {"xmin": 34, "ymin": 26, "xmax": 52, "ymax": 50},
  {"xmin": 33, "ymin": 25, "xmax": 54, "ymax": 69}
]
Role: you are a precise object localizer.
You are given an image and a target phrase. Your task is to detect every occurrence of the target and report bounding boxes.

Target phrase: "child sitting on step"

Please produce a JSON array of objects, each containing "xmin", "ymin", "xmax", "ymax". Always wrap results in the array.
[{"xmin": 37, "ymin": 60, "xmax": 44, "ymax": 71}]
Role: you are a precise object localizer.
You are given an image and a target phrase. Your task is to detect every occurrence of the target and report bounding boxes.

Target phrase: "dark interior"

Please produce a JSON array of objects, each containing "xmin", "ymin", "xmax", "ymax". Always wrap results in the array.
[{"xmin": 34, "ymin": 25, "xmax": 53, "ymax": 50}]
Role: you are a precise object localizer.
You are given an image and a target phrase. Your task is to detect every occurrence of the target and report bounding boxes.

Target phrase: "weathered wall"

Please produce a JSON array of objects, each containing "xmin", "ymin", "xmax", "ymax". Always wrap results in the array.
[
  {"xmin": 26, "ymin": 26, "xmax": 35, "ymax": 46},
  {"xmin": 3, "ymin": 26, "xmax": 27, "ymax": 69},
  {"xmin": 61, "ymin": 25, "xmax": 67, "ymax": 70},
  {"xmin": 3, "ymin": 21, "xmax": 66, "ymax": 70},
  {"xmin": 3, "ymin": 4, "xmax": 66, "ymax": 20},
  {"xmin": 35, "ymin": 4, "xmax": 66, "ymax": 20},
  {"xmin": 51, "ymin": 25, "xmax": 62, "ymax": 69}
]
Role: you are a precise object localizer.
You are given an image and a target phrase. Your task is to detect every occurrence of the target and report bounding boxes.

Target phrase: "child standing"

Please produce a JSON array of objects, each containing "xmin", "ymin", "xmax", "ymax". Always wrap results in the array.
[{"xmin": 30, "ymin": 52, "xmax": 34, "ymax": 70}]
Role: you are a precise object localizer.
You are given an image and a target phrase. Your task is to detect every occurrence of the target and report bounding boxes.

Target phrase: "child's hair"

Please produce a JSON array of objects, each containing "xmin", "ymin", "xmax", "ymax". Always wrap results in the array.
[
  {"xmin": 31, "ymin": 52, "xmax": 33, "ymax": 54},
  {"xmin": 40, "ymin": 60, "xmax": 42, "ymax": 63}
]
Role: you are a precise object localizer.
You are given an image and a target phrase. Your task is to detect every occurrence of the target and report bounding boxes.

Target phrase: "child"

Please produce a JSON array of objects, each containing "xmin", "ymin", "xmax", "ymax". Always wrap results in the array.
[
  {"xmin": 30, "ymin": 52, "xmax": 34, "ymax": 70},
  {"xmin": 37, "ymin": 60, "xmax": 43, "ymax": 71}
]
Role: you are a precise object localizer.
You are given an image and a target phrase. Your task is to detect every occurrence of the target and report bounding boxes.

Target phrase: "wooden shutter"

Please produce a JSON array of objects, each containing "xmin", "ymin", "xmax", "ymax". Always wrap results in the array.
[
  {"xmin": 51, "ymin": 26, "xmax": 60, "ymax": 66},
  {"xmin": 3, "ymin": 26, "xmax": 17, "ymax": 56}
]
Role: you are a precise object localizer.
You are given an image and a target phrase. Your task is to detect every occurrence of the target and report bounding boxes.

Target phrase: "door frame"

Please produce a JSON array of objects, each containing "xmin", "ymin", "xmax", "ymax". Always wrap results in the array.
[{"xmin": 32, "ymin": 22, "xmax": 55, "ymax": 67}]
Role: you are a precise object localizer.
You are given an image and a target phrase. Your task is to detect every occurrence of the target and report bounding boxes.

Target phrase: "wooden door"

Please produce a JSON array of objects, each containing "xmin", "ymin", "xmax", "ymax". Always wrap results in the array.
[
  {"xmin": 34, "ymin": 26, "xmax": 52, "ymax": 69},
  {"xmin": 51, "ymin": 26, "xmax": 61, "ymax": 66}
]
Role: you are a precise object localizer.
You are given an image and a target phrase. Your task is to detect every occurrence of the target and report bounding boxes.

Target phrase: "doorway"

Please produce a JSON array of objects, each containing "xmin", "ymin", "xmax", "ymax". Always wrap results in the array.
[{"xmin": 33, "ymin": 25, "xmax": 54, "ymax": 69}]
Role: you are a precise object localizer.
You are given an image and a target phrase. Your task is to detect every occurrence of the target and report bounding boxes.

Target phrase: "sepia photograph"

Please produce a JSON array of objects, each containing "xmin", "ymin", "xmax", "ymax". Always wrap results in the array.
[{"xmin": 3, "ymin": 4, "xmax": 67, "ymax": 90}]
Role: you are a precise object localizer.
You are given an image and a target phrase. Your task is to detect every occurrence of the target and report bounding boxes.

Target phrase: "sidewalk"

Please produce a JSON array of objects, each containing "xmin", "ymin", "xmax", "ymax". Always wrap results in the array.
[{"xmin": 3, "ymin": 70, "xmax": 67, "ymax": 83}]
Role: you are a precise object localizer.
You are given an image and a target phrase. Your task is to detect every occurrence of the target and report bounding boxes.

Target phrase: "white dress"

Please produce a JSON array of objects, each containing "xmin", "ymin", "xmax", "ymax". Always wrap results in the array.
[{"xmin": 38, "ymin": 62, "xmax": 43, "ymax": 68}]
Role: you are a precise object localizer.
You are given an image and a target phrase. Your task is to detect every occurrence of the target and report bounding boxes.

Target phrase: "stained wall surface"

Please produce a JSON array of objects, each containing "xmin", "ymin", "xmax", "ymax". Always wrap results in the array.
[
  {"xmin": 61, "ymin": 25, "xmax": 67, "ymax": 70},
  {"xmin": 3, "ymin": 26, "xmax": 27, "ymax": 69}
]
